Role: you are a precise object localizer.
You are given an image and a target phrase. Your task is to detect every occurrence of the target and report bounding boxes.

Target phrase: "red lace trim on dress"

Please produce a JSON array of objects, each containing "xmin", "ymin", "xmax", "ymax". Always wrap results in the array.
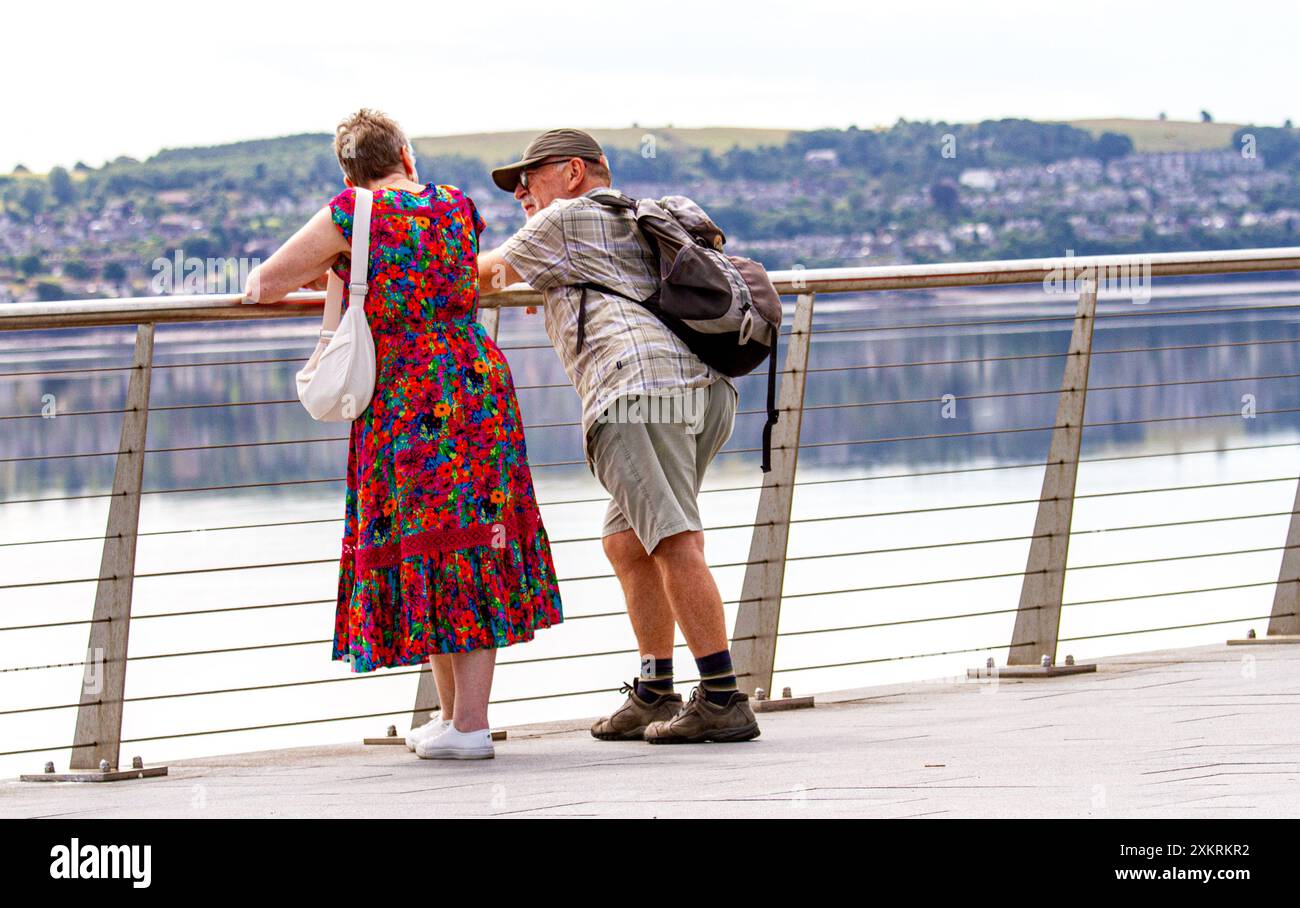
[{"xmin": 346, "ymin": 507, "xmax": 542, "ymax": 571}]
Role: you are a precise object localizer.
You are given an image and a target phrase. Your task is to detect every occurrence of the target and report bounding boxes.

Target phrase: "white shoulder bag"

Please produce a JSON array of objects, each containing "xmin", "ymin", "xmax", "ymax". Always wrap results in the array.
[{"xmin": 296, "ymin": 187, "xmax": 377, "ymax": 422}]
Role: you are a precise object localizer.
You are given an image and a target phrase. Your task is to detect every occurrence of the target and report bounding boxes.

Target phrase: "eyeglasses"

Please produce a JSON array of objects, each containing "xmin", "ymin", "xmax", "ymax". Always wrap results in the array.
[
  {"xmin": 518, "ymin": 159, "xmax": 569, "ymax": 190},
  {"xmin": 518, "ymin": 156, "xmax": 597, "ymax": 190}
]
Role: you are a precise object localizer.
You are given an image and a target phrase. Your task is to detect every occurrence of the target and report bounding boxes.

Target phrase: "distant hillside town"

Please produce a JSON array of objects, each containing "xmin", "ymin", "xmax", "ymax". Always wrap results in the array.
[{"xmin": 2, "ymin": 119, "xmax": 1298, "ymax": 303}]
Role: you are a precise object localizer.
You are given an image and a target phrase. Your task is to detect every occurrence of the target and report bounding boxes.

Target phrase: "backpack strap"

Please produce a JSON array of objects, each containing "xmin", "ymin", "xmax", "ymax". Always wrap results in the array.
[
  {"xmin": 571, "ymin": 280, "xmax": 649, "ymax": 354},
  {"xmin": 585, "ymin": 190, "xmax": 638, "ymax": 212},
  {"xmin": 761, "ymin": 330, "xmax": 779, "ymax": 473},
  {"xmin": 569, "ymin": 192, "xmax": 645, "ymax": 355}
]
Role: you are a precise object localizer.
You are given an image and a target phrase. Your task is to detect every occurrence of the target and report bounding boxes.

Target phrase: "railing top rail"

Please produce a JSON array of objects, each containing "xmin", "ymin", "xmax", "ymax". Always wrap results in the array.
[{"xmin": 3, "ymin": 246, "xmax": 1300, "ymax": 331}]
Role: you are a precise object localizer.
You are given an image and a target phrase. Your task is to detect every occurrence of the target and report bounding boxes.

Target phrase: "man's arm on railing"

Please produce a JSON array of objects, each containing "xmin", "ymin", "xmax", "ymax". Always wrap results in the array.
[{"xmin": 244, "ymin": 207, "xmax": 349, "ymax": 304}]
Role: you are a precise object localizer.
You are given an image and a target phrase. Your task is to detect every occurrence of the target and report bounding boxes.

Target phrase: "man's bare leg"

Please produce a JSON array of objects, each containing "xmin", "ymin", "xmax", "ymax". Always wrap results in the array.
[
  {"xmin": 603, "ymin": 528, "xmax": 675, "ymax": 659},
  {"xmin": 650, "ymin": 530, "xmax": 728, "ymax": 656},
  {"xmin": 590, "ymin": 528, "xmax": 686, "ymax": 740},
  {"xmin": 639, "ymin": 528, "xmax": 758, "ymax": 742}
]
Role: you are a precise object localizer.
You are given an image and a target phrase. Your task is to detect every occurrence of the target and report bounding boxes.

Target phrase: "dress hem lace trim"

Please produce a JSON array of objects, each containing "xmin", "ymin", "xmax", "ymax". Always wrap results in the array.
[{"xmin": 344, "ymin": 507, "xmax": 542, "ymax": 571}]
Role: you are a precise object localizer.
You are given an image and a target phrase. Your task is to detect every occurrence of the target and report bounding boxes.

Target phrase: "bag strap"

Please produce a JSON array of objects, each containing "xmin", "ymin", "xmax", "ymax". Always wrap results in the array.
[
  {"xmin": 572, "ymin": 280, "xmax": 647, "ymax": 355},
  {"xmin": 585, "ymin": 190, "xmax": 638, "ymax": 212},
  {"xmin": 761, "ymin": 330, "xmax": 779, "ymax": 473},
  {"xmin": 347, "ymin": 188, "xmax": 374, "ymax": 317},
  {"xmin": 320, "ymin": 271, "xmax": 345, "ymax": 336},
  {"xmin": 321, "ymin": 187, "xmax": 374, "ymax": 333}
]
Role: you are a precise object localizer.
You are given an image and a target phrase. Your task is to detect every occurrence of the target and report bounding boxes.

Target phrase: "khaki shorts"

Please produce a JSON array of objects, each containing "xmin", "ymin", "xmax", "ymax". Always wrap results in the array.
[{"xmin": 587, "ymin": 381, "xmax": 738, "ymax": 556}]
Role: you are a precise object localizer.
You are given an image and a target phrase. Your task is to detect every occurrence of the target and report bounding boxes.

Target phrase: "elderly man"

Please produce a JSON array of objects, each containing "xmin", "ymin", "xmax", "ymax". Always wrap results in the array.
[{"xmin": 477, "ymin": 129, "xmax": 760, "ymax": 744}]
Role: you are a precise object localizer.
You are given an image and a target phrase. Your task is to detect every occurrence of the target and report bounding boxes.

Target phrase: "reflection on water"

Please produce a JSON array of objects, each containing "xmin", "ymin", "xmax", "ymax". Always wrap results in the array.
[{"xmin": 2, "ymin": 277, "xmax": 1298, "ymax": 777}]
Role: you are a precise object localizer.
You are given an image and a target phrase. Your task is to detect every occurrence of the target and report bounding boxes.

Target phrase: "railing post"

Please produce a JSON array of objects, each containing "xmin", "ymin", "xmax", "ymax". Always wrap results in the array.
[
  {"xmin": 731, "ymin": 292, "xmax": 815, "ymax": 696},
  {"xmin": 476, "ymin": 304, "xmax": 501, "ymax": 340},
  {"xmin": 1007, "ymin": 280, "xmax": 1097, "ymax": 665},
  {"xmin": 70, "ymin": 323, "xmax": 154, "ymax": 770},
  {"xmin": 1264, "ymin": 482, "xmax": 1300, "ymax": 637},
  {"xmin": 406, "ymin": 304, "xmax": 504, "ymax": 730}
]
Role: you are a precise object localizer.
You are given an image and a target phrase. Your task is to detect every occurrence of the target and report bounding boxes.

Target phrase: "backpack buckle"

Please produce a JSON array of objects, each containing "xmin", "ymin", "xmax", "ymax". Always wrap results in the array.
[{"xmin": 737, "ymin": 307, "xmax": 756, "ymax": 345}]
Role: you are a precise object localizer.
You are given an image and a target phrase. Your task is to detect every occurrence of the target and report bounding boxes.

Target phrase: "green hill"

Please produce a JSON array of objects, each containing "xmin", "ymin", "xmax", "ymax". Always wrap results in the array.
[
  {"xmin": 1064, "ymin": 118, "xmax": 1245, "ymax": 152},
  {"xmin": 9, "ymin": 116, "xmax": 1300, "ymax": 305},
  {"xmin": 418, "ymin": 120, "xmax": 1251, "ymax": 161},
  {"xmin": 413, "ymin": 126, "xmax": 793, "ymax": 162},
  {"xmin": 6, "ymin": 120, "xmax": 1260, "ymax": 179},
  {"xmin": 146, "ymin": 127, "xmax": 795, "ymax": 169}
]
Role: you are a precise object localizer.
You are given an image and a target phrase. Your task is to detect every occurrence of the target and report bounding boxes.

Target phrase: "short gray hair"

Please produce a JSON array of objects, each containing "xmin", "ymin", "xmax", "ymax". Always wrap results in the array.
[{"xmin": 333, "ymin": 109, "xmax": 411, "ymax": 184}]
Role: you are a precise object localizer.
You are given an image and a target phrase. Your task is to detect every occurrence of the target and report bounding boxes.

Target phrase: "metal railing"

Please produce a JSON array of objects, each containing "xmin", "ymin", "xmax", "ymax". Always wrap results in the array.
[{"xmin": 4, "ymin": 247, "xmax": 1300, "ymax": 772}]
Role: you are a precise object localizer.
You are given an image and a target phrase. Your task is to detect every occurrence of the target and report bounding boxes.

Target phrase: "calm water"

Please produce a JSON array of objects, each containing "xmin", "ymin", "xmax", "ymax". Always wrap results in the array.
[{"xmin": 3, "ymin": 276, "xmax": 1299, "ymax": 777}]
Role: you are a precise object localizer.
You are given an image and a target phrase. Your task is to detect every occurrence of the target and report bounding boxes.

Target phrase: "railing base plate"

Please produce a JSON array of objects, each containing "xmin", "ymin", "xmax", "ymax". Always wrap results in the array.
[
  {"xmin": 752, "ymin": 696, "xmax": 815, "ymax": 712},
  {"xmin": 1227, "ymin": 634, "xmax": 1300, "ymax": 645},
  {"xmin": 21, "ymin": 766, "xmax": 168, "ymax": 783},
  {"xmin": 967, "ymin": 663, "xmax": 1097, "ymax": 679}
]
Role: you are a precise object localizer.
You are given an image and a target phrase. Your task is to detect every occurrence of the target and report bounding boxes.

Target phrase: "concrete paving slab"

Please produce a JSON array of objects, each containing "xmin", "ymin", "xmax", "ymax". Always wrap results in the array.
[{"xmin": 2, "ymin": 643, "xmax": 1296, "ymax": 818}]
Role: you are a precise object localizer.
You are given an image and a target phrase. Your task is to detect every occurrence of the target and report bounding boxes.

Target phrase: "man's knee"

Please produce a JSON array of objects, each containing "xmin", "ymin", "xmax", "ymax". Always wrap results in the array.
[
  {"xmin": 649, "ymin": 529, "xmax": 705, "ymax": 566},
  {"xmin": 603, "ymin": 528, "xmax": 651, "ymax": 570}
]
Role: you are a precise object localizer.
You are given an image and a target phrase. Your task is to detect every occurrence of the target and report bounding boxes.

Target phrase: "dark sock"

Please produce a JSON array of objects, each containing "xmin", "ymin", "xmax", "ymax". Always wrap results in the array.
[
  {"xmin": 696, "ymin": 649, "xmax": 738, "ymax": 706},
  {"xmin": 635, "ymin": 654, "xmax": 674, "ymax": 702}
]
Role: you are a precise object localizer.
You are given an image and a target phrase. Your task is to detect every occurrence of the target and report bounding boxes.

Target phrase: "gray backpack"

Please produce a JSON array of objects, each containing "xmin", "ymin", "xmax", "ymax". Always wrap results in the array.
[{"xmin": 572, "ymin": 191, "xmax": 784, "ymax": 471}]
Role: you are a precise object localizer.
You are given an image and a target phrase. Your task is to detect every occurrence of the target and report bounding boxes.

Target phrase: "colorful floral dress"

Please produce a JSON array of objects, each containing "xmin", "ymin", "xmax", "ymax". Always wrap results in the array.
[{"xmin": 327, "ymin": 182, "xmax": 562, "ymax": 672}]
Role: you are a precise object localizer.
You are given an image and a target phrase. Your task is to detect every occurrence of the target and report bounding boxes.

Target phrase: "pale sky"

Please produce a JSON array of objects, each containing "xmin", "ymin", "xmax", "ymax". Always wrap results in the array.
[{"xmin": 4, "ymin": 0, "xmax": 1296, "ymax": 171}]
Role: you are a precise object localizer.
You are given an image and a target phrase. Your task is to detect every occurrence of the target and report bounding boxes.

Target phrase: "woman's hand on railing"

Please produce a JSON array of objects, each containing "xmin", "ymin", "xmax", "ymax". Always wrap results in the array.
[{"xmin": 242, "ymin": 265, "xmax": 264, "ymax": 305}]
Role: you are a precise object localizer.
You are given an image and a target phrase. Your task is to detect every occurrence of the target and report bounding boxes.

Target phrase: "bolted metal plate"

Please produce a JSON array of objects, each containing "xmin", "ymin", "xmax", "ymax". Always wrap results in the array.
[
  {"xmin": 752, "ymin": 696, "xmax": 815, "ymax": 713},
  {"xmin": 967, "ymin": 663, "xmax": 1097, "ymax": 679},
  {"xmin": 1227, "ymin": 634, "xmax": 1300, "ymax": 645},
  {"xmin": 21, "ymin": 766, "xmax": 168, "ymax": 783}
]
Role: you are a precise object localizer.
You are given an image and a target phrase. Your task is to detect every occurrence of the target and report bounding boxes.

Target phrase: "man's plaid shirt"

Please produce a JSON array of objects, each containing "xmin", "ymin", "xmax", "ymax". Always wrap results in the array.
[{"xmin": 499, "ymin": 187, "xmax": 734, "ymax": 469}]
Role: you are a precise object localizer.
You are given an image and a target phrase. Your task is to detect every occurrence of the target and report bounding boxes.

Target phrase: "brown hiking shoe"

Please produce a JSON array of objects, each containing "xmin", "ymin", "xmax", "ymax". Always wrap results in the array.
[
  {"xmin": 591, "ymin": 681, "xmax": 683, "ymax": 741},
  {"xmin": 642, "ymin": 687, "xmax": 761, "ymax": 744}
]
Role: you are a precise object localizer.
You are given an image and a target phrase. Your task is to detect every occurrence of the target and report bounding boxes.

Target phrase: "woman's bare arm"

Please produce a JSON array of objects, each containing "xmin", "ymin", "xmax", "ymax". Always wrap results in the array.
[{"xmin": 243, "ymin": 206, "xmax": 348, "ymax": 304}]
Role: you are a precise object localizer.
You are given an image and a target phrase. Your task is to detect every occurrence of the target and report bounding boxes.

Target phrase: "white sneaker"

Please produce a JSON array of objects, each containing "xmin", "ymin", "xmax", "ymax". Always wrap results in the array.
[
  {"xmin": 404, "ymin": 716, "xmax": 451, "ymax": 752},
  {"xmin": 415, "ymin": 723, "xmax": 495, "ymax": 760}
]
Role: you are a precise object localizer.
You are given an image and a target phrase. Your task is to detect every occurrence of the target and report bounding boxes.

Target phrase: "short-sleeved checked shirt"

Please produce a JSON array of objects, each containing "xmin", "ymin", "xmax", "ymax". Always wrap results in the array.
[{"xmin": 498, "ymin": 187, "xmax": 734, "ymax": 469}]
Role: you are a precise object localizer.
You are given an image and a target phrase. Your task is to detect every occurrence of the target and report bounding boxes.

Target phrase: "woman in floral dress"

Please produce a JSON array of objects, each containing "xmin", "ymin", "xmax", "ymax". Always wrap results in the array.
[{"xmin": 244, "ymin": 110, "xmax": 562, "ymax": 759}]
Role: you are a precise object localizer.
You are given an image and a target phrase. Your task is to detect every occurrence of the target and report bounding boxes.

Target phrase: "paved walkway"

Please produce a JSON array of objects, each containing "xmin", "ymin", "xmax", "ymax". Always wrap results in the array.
[{"xmin": 4, "ymin": 644, "xmax": 1298, "ymax": 818}]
